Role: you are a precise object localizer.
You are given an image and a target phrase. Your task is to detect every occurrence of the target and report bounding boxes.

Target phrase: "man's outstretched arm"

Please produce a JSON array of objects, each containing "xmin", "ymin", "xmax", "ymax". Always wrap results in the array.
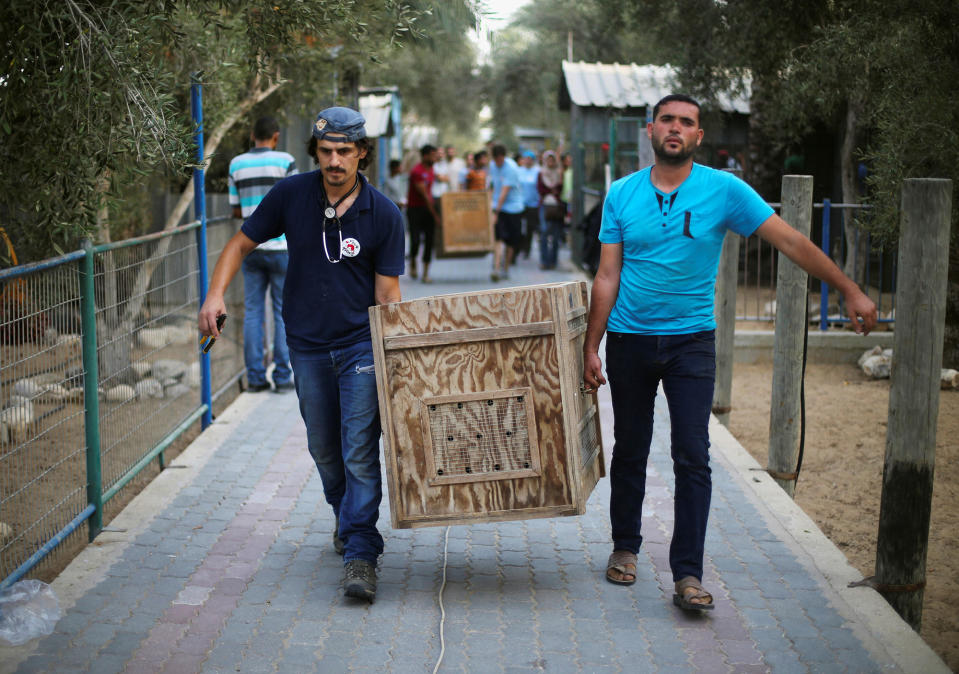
[{"xmin": 756, "ymin": 214, "xmax": 877, "ymax": 334}]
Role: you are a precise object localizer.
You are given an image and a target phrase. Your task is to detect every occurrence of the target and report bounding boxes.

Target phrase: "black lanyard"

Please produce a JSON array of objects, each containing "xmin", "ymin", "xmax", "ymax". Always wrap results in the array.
[{"xmin": 321, "ymin": 177, "xmax": 360, "ymax": 264}]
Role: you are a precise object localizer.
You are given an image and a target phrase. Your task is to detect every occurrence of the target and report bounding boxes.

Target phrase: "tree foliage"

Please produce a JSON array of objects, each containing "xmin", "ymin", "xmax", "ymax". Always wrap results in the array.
[
  {"xmin": 367, "ymin": 1, "xmax": 483, "ymax": 143},
  {"xmin": 614, "ymin": 0, "xmax": 958, "ymax": 238},
  {"xmin": 0, "ymin": 0, "xmax": 424, "ymax": 264},
  {"xmin": 484, "ymin": 0, "xmax": 673, "ymax": 146},
  {"xmin": 615, "ymin": 0, "xmax": 959, "ymax": 362}
]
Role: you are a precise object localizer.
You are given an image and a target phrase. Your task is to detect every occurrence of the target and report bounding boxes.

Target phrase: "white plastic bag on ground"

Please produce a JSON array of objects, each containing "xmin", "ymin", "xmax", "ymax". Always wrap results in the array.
[{"xmin": 0, "ymin": 580, "xmax": 61, "ymax": 646}]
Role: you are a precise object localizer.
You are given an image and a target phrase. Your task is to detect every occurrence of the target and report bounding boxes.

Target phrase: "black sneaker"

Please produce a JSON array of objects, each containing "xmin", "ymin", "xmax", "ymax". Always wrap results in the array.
[
  {"xmin": 343, "ymin": 560, "xmax": 376, "ymax": 602},
  {"xmin": 273, "ymin": 381, "xmax": 295, "ymax": 393},
  {"xmin": 333, "ymin": 516, "xmax": 344, "ymax": 555},
  {"xmin": 247, "ymin": 382, "xmax": 271, "ymax": 393}
]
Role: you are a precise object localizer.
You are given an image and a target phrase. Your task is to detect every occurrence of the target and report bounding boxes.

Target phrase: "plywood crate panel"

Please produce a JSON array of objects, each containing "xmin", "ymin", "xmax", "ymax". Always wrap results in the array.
[
  {"xmin": 435, "ymin": 191, "xmax": 494, "ymax": 258},
  {"xmin": 369, "ymin": 282, "xmax": 604, "ymax": 528}
]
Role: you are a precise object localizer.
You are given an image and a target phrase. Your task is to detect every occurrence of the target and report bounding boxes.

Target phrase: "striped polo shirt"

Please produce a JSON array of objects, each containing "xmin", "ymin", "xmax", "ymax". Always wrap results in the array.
[{"xmin": 228, "ymin": 147, "xmax": 297, "ymax": 250}]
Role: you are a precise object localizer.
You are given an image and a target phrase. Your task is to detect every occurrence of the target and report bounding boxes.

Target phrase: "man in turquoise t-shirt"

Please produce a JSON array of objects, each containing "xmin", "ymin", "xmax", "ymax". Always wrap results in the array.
[
  {"xmin": 583, "ymin": 94, "xmax": 877, "ymax": 612},
  {"xmin": 488, "ymin": 144, "xmax": 526, "ymax": 280}
]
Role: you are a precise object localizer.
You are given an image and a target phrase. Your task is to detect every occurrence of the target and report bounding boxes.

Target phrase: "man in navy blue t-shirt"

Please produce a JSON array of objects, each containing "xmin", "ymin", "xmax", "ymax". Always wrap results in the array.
[
  {"xmin": 200, "ymin": 107, "xmax": 405, "ymax": 602},
  {"xmin": 583, "ymin": 94, "xmax": 877, "ymax": 612}
]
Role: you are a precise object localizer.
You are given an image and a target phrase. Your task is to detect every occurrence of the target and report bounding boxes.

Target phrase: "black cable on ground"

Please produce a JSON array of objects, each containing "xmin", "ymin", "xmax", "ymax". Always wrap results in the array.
[{"xmin": 795, "ymin": 292, "xmax": 809, "ymax": 487}]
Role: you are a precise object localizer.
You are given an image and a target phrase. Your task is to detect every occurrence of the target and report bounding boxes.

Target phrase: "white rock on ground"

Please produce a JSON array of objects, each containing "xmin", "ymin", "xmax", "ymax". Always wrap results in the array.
[
  {"xmin": 0, "ymin": 401, "xmax": 34, "ymax": 440},
  {"xmin": 137, "ymin": 327, "xmax": 170, "ymax": 349},
  {"xmin": 185, "ymin": 362, "xmax": 201, "ymax": 388},
  {"xmin": 164, "ymin": 383, "xmax": 190, "ymax": 399},
  {"xmin": 139, "ymin": 325, "xmax": 194, "ymax": 348},
  {"xmin": 858, "ymin": 345, "xmax": 884, "ymax": 369},
  {"xmin": 151, "ymin": 359, "xmax": 187, "ymax": 380},
  {"xmin": 135, "ymin": 379, "xmax": 164, "ymax": 400},
  {"xmin": 40, "ymin": 384, "xmax": 71, "ymax": 402},
  {"xmin": 862, "ymin": 354, "xmax": 892, "ymax": 379},
  {"xmin": 104, "ymin": 385, "xmax": 136, "ymax": 402},
  {"xmin": 12, "ymin": 378, "xmax": 42, "ymax": 399}
]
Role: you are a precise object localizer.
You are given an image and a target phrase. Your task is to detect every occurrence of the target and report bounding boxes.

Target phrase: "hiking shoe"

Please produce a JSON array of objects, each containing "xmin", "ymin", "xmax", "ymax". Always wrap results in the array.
[
  {"xmin": 343, "ymin": 560, "xmax": 376, "ymax": 602},
  {"xmin": 333, "ymin": 516, "xmax": 344, "ymax": 555}
]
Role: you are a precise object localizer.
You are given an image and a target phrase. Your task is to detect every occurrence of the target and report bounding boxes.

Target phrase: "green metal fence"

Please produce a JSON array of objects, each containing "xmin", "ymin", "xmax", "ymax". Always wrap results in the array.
[{"xmin": 0, "ymin": 217, "xmax": 246, "ymax": 588}]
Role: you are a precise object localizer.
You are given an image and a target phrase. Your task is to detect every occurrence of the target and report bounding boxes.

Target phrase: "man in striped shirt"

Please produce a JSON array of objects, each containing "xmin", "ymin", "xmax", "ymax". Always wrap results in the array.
[{"xmin": 228, "ymin": 116, "xmax": 297, "ymax": 392}]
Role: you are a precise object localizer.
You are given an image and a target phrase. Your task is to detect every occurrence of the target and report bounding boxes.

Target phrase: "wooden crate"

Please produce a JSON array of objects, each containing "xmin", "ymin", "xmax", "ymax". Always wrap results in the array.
[
  {"xmin": 435, "ymin": 191, "xmax": 494, "ymax": 258},
  {"xmin": 369, "ymin": 282, "xmax": 605, "ymax": 528}
]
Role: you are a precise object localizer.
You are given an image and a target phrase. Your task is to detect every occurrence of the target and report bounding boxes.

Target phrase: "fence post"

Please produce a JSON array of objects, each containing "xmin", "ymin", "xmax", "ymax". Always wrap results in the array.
[
  {"xmin": 820, "ymin": 199, "xmax": 831, "ymax": 331},
  {"xmin": 191, "ymin": 73, "xmax": 213, "ymax": 430},
  {"xmin": 712, "ymin": 232, "xmax": 740, "ymax": 426},
  {"xmin": 874, "ymin": 178, "xmax": 952, "ymax": 630},
  {"xmin": 712, "ymin": 168, "xmax": 743, "ymax": 426},
  {"xmin": 767, "ymin": 175, "xmax": 813, "ymax": 498},
  {"xmin": 79, "ymin": 240, "xmax": 103, "ymax": 540}
]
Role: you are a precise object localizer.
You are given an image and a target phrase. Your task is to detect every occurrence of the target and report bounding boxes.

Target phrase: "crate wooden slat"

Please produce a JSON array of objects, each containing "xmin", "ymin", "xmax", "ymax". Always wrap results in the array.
[
  {"xmin": 435, "ymin": 191, "xmax": 494, "ymax": 258},
  {"xmin": 369, "ymin": 282, "xmax": 604, "ymax": 528}
]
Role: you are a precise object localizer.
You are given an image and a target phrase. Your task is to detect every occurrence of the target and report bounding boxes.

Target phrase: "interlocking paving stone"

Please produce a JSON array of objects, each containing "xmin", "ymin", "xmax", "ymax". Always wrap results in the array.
[{"xmin": 4, "ymin": 253, "xmax": 943, "ymax": 674}]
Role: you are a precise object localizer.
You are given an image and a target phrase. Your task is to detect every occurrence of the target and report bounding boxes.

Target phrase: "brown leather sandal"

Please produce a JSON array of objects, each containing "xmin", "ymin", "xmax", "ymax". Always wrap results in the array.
[
  {"xmin": 605, "ymin": 550, "xmax": 637, "ymax": 586},
  {"xmin": 673, "ymin": 576, "xmax": 715, "ymax": 611}
]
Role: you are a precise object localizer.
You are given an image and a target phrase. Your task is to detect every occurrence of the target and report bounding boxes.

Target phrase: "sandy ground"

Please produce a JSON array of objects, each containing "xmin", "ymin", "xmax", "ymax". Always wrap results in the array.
[{"xmin": 727, "ymin": 360, "xmax": 959, "ymax": 671}]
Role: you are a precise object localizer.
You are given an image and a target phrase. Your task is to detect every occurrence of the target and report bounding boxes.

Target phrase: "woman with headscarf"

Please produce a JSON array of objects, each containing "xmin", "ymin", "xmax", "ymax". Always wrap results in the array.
[{"xmin": 537, "ymin": 150, "xmax": 565, "ymax": 270}]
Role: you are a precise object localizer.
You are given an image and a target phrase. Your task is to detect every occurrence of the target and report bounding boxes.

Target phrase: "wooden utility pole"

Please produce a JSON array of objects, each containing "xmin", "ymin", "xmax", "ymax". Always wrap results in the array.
[
  {"xmin": 767, "ymin": 175, "xmax": 813, "ymax": 498},
  {"xmin": 712, "ymin": 230, "xmax": 740, "ymax": 426},
  {"xmin": 713, "ymin": 169, "xmax": 744, "ymax": 426},
  {"xmin": 874, "ymin": 178, "xmax": 952, "ymax": 630}
]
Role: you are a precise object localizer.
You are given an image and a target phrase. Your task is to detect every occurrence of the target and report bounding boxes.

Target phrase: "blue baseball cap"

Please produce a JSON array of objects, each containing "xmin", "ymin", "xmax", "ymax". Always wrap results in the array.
[{"xmin": 312, "ymin": 107, "xmax": 367, "ymax": 142}]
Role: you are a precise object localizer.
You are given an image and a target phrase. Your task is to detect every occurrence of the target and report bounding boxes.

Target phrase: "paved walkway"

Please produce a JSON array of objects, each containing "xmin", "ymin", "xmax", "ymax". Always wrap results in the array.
[{"xmin": 1, "ymin": 249, "xmax": 948, "ymax": 673}]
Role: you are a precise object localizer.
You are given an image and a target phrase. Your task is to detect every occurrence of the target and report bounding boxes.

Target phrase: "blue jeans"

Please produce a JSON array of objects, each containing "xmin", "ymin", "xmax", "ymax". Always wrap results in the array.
[
  {"xmin": 538, "ymin": 206, "xmax": 563, "ymax": 269},
  {"xmin": 242, "ymin": 250, "xmax": 292, "ymax": 387},
  {"xmin": 606, "ymin": 330, "xmax": 715, "ymax": 582},
  {"xmin": 289, "ymin": 342, "xmax": 384, "ymax": 564}
]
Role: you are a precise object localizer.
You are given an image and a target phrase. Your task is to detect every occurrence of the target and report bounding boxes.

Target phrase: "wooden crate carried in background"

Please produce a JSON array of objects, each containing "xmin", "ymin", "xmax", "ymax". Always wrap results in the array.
[
  {"xmin": 435, "ymin": 191, "xmax": 494, "ymax": 258},
  {"xmin": 369, "ymin": 282, "xmax": 604, "ymax": 529}
]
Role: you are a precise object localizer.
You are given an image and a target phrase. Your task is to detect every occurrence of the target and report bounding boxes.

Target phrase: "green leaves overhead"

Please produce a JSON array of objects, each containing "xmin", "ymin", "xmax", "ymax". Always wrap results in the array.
[{"xmin": 0, "ymin": 0, "xmax": 426, "ymax": 263}]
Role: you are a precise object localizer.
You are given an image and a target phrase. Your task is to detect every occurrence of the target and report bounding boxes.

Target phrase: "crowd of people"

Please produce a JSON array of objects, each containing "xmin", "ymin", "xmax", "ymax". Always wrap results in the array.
[{"xmin": 379, "ymin": 142, "xmax": 574, "ymax": 283}]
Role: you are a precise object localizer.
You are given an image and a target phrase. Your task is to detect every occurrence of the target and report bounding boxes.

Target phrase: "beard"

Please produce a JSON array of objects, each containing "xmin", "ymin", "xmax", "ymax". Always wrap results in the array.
[
  {"xmin": 651, "ymin": 133, "xmax": 697, "ymax": 165},
  {"xmin": 323, "ymin": 168, "xmax": 350, "ymax": 187}
]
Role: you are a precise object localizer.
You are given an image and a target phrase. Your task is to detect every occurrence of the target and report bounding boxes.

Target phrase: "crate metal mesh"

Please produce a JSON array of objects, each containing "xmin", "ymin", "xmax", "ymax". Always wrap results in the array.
[{"xmin": 425, "ymin": 390, "xmax": 538, "ymax": 485}]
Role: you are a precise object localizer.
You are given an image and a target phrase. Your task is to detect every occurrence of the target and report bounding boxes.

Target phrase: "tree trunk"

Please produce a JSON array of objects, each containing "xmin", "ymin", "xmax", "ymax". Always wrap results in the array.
[
  {"xmin": 93, "ymin": 170, "xmax": 136, "ymax": 384},
  {"xmin": 92, "ymin": 77, "xmax": 285, "ymax": 384},
  {"xmin": 157, "ymin": 77, "xmax": 285, "ymax": 236},
  {"xmin": 839, "ymin": 98, "xmax": 868, "ymax": 286}
]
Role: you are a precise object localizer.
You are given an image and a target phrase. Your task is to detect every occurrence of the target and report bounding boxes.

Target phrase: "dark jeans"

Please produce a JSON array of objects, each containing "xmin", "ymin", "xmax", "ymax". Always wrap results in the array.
[
  {"xmin": 538, "ymin": 206, "xmax": 564, "ymax": 269},
  {"xmin": 289, "ymin": 341, "xmax": 384, "ymax": 564},
  {"xmin": 606, "ymin": 330, "xmax": 715, "ymax": 582},
  {"xmin": 407, "ymin": 206, "xmax": 435, "ymax": 264},
  {"xmin": 520, "ymin": 206, "xmax": 538, "ymax": 257}
]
